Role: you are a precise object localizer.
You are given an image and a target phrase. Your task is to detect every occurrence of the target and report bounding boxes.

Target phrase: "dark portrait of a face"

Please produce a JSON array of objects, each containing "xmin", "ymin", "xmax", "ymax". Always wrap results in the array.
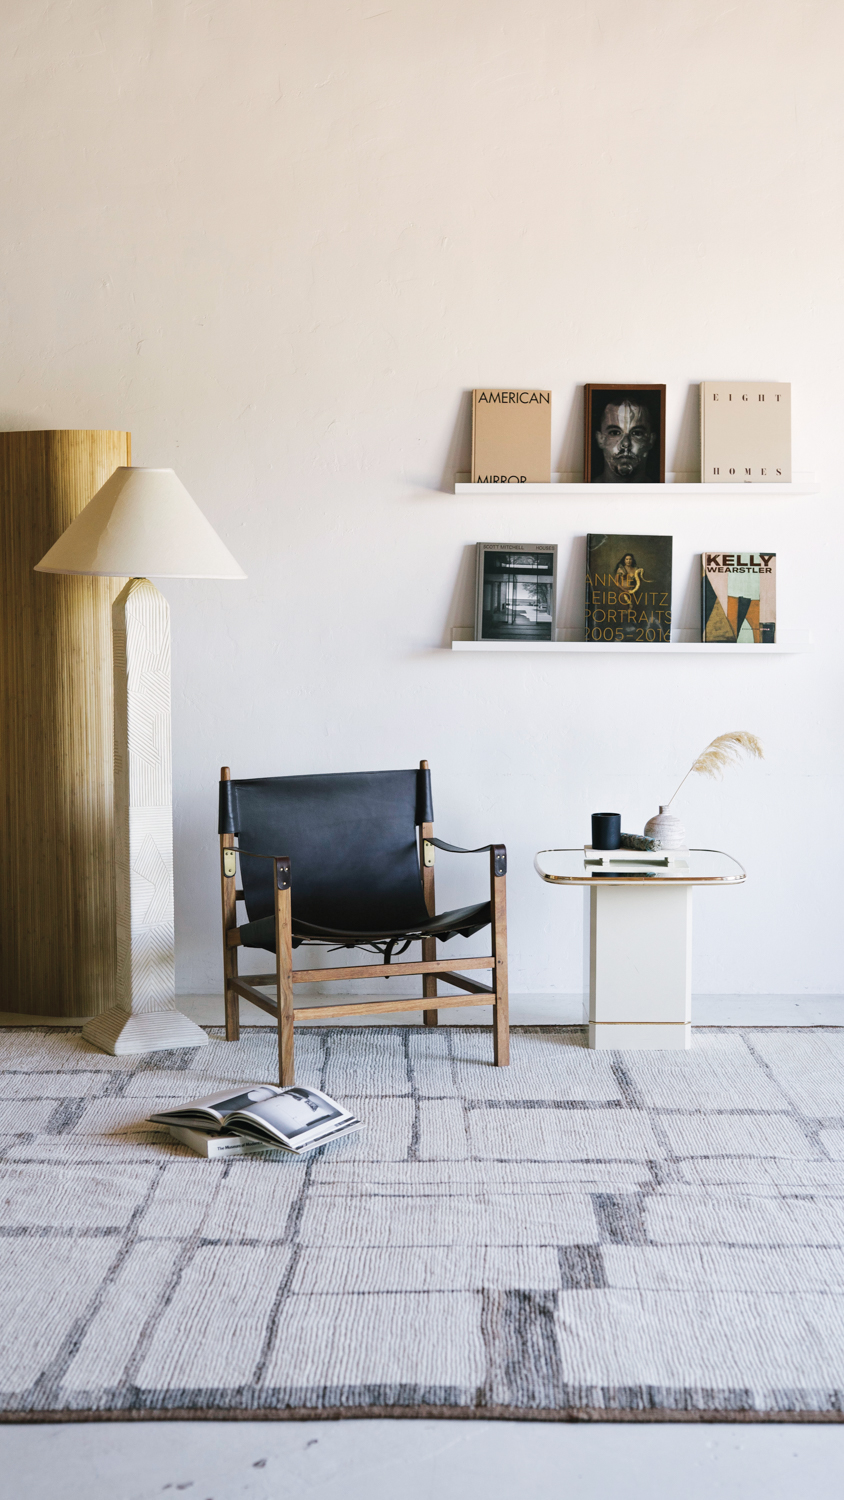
[
  {"xmin": 596, "ymin": 403, "xmax": 655, "ymax": 480},
  {"xmin": 584, "ymin": 385, "xmax": 666, "ymax": 483}
]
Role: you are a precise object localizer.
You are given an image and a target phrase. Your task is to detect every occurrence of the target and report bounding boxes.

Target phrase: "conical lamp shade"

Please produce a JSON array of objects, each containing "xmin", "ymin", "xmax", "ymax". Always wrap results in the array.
[{"xmin": 34, "ymin": 467, "xmax": 246, "ymax": 578}]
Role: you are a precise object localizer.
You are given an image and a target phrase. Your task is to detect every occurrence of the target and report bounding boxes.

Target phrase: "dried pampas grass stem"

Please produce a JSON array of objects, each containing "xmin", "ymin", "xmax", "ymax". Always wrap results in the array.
[{"xmin": 666, "ymin": 731, "xmax": 764, "ymax": 809}]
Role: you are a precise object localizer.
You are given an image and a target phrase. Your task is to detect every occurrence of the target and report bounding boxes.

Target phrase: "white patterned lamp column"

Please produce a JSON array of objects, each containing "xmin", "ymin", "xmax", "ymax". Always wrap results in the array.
[
  {"xmin": 35, "ymin": 467, "xmax": 245, "ymax": 1054},
  {"xmin": 91, "ymin": 578, "xmax": 190, "ymax": 1052}
]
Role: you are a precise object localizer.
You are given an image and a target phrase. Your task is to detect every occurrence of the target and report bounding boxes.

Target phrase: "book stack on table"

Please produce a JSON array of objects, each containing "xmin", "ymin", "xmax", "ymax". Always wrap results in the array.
[{"xmin": 583, "ymin": 846, "xmax": 690, "ymax": 877}]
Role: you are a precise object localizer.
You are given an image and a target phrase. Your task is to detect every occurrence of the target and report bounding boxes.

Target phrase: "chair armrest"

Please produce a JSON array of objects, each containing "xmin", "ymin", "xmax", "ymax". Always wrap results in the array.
[
  {"xmin": 234, "ymin": 847, "xmax": 287, "ymax": 860},
  {"xmin": 430, "ymin": 838, "xmax": 506, "ymax": 876},
  {"xmin": 230, "ymin": 849, "xmax": 291, "ymax": 890}
]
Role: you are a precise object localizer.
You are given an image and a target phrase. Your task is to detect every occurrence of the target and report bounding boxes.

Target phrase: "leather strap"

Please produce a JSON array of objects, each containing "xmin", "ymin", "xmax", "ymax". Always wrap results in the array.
[{"xmin": 431, "ymin": 838, "xmax": 506, "ymax": 875}]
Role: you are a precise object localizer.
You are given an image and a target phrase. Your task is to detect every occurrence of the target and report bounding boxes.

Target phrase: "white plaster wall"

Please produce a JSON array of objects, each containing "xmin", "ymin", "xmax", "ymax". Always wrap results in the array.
[{"xmin": 2, "ymin": 0, "xmax": 841, "ymax": 996}]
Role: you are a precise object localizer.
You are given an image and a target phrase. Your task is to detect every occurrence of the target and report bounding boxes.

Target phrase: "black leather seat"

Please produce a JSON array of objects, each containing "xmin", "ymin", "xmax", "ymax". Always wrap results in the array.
[
  {"xmin": 218, "ymin": 761, "xmax": 509, "ymax": 1083},
  {"xmin": 221, "ymin": 768, "xmax": 491, "ymax": 950}
]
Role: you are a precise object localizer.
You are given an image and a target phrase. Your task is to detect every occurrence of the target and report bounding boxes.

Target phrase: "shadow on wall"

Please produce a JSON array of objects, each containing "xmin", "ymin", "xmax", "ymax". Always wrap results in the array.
[
  {"xmin": 676, "ymin": 552, "xmax": 704, "ymax": 637},
  {"xmin": 557, "ymin": 536, "xmax": 587, "ymax": 638},
  {"xmin": 674, "ymin": 383, "xmax": 701, "ymax": 476},
  {"xmin": 556, "ymin": 385, "xmax": 584, "ymax": 478},
  {"xmin": 441, "ymin": 543, "xmax": 477, "ymax": 647},
  {"xmin": 437, "ymin": 389, "xmax": 472, "ymax": 493}
]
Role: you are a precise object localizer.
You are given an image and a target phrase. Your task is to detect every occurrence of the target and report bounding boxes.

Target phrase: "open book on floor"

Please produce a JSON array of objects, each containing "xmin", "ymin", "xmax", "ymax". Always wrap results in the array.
[{"xmin": 149, "ymin": 1084, "xmax": 362, "ymax": 1156}]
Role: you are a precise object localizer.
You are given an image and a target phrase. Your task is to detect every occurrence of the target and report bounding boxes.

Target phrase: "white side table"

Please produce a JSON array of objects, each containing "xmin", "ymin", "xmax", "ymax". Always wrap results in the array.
[{"xmin": 534, "ymin": 848, "xmax": 746, "ymax": 1049}]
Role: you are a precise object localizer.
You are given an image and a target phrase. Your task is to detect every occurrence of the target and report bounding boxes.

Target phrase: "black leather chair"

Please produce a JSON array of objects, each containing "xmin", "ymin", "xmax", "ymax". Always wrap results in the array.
[{"xmin": 219, "ymin": 760, "xmax": 508, "ymax": 1083}]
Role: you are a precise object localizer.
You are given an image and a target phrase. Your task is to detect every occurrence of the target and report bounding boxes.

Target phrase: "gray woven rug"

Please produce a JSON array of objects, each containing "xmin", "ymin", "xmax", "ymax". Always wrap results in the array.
[{"xmin": 2, "ymin": 1023, "xmax": 844, "ymax": 1423}]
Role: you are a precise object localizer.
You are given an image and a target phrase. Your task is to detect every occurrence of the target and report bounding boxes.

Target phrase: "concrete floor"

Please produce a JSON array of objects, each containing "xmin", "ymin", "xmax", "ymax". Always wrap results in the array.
[{"xmin": 3, "ymin": 1418, "xmax": 844, "ymax": 1500}]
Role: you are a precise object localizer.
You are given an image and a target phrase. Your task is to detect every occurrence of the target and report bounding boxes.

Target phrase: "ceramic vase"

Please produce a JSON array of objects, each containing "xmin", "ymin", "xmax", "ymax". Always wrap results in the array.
[{"xmin": 644, "ymin": 805, "xmax": 686, "ymax": 849}]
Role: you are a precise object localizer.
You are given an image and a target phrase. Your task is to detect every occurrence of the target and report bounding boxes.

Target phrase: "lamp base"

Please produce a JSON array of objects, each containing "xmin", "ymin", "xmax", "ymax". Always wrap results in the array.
[{"xmin": 82, "ymin": 1006, "xmax": 209, "ymax": 1055}]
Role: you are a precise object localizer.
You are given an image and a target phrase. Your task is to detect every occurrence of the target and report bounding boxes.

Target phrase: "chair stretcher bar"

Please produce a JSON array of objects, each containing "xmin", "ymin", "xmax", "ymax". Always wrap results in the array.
[{"xmin": 228, "ymin": 976, "xmax": 495, "ymax": 1022}]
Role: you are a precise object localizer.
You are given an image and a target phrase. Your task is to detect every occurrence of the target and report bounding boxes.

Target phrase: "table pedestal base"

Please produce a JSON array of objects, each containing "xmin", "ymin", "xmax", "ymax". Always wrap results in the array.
[
  {"xmin": 589, "ymin": 1021, "xmax": 691, "ymax": 1050},
  {"xmin": 589, "ymin": 884, "xmax": 692, "ymax": 1050}
]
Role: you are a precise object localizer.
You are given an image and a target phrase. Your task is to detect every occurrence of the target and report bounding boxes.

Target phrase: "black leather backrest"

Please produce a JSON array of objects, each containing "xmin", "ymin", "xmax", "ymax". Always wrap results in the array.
[{"xmin": 219, "ymin": 768, "xmax": 433, "ymax": 931}]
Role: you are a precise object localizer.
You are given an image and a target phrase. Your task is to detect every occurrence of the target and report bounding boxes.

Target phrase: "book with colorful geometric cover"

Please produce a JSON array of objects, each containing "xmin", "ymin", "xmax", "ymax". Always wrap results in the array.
[{"xmin": 701, "ymin": 551, "xmax": 776, "ymax": 643}]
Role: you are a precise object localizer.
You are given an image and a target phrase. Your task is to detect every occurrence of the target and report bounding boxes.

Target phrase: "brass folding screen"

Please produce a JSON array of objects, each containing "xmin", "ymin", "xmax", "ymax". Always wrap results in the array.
[{"xmin": 0, "ymin": 431, "xmax": 130, "ymax": 1016}]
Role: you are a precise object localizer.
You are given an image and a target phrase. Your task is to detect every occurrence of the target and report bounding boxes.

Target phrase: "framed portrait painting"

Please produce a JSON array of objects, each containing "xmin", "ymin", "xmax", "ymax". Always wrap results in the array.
[{"xmin": 584, "ymin": 384, "xmax": 666, "ymax": 484}]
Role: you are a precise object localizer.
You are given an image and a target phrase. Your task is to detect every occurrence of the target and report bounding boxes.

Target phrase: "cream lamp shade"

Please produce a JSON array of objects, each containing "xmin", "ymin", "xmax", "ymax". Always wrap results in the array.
[{"xmin": 34, "ymin": 467, "xmax": 246, "ymax": 578}]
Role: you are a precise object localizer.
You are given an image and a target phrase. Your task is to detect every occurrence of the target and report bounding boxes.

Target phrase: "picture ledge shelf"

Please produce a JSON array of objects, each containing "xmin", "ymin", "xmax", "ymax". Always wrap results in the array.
[
  {"xmin": 453, "ymin": 473, "xmax": 817, "ymax": 496},
  {"xmin": 451, "ymin": 638, "xmax": 808, "ymax": 656}
]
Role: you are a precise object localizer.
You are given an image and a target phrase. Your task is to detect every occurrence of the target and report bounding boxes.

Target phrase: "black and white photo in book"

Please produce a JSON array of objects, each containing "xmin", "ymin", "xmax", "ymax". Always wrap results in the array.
[
  {"xmin": 262, "ymin": 1087, "xmax": 343, "ymax": 1139},
  {"xmin": 475, "ymin": 542, "xmax": 557, "ymax": 642},
  {"xmin": 149, "ymin": 1084, "xmax": 362, "ymax": 1154},
  {"xmin": 584, "ymin": 384, "xmax": 666, "ymax": 483}
]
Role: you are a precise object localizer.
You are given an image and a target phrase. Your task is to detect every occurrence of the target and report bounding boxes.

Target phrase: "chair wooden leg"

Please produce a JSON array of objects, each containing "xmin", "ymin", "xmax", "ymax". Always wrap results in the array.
[
  {"xmin": 491, "ymin": 847, "xmax": 509, "ymax": 1066},
  {"xmin": 418, "ymin": 774, "xmax": 438, "ymax": 1026},
  {"xmin": 220, "ymin": 810, "xmax": 240, "ymax": 1041},
  {"xmin": 422, "ymin": 935, "xmax": 438, "ymax": 1026},
  {"xmin": 224, "ymin": 954, "xmax": 240, "ymax": 1041},
  {"xmin": 274, "ymin": 857, "xmax": 294, "ymax": 1086}
]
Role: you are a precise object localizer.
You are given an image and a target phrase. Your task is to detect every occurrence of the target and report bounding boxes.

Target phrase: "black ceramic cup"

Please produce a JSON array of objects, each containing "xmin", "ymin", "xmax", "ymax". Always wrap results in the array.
[{"xmin": 591, "ymin": 812, "xmax": 621, "ymax": 850}]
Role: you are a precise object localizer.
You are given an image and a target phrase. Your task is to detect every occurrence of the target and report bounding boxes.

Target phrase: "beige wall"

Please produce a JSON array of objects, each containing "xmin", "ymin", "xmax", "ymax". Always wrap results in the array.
[{"xmin": 1, "ymin": 0, "xmax": 841, "ymax": 995}]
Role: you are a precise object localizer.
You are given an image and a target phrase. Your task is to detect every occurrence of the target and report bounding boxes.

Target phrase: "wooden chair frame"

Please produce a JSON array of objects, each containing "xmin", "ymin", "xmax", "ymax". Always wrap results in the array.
[{"xmin": 219, "ymin": 761, "xmax": 509, "ymax": 1084}]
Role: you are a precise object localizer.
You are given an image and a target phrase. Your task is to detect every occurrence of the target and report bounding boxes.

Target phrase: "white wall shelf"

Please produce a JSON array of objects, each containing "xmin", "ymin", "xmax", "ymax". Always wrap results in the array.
[
  {"xmin": 451, "ymin": 639, "xmax": 808, "ymax": 655},
  {"xmin": 454, "ymin": 478, "xmax": 817, "ymax": 496}
]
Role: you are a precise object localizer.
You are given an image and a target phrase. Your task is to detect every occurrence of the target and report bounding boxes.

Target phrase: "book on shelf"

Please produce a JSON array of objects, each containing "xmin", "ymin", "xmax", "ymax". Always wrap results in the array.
[
  {"xmin": 475, "ymin": 542, "xmax": 557, "ymax": 642},
  {"xmin": 701, "ymin": 552, "xmax": 776, "ymax": 643},
  {"xmin": 700, "ymin": 382, "xmax": 791, "ymax": 483},
  {"xmin": 583, "ymin": 384, "xmax": 666, "ymax": 484},
  {"xmin": 471, "ymin": 389, "xmax": 551, "ymax": 483},
  {"xmin": 149, "ymin": 1084, "xmax": 362, "ymax": 1156},
  {"xmin": 585, "ymin": 534, "xmax": 672, "ymax": 643}
]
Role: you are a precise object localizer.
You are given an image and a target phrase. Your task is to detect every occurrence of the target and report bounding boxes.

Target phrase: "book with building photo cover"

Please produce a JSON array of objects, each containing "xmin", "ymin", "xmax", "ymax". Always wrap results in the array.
[
  {"xmin": 701, "ymin": 551, "xmax": 776, "ymax": 643},
  {"xmin": 149, "ymin": 1084, "xmax": 362, "ymax": 1156},
  {"xmin": 475, "ymin": 543, "xmax": 557, "ymax": 642},
  {"xmin": 471, "ymin": 390, "xmax": 551, "ymax": 483},
  {"xmin": 700, "ymin": 382, "xmax": 791, "ymax": 483},
  {"xmin": 586, "ymin": 534, "xmax": 672, "ymax": 643}
]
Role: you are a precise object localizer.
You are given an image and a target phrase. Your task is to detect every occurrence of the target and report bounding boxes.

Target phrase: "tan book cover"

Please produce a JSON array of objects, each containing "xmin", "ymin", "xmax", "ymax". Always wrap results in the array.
[
  {"xmin": 471, "ymin": 390, "xmax": 551, "ymax": 483},
  {"xmin": 700, "ymin": 382, "xmax": 791, "ymax": 483}
]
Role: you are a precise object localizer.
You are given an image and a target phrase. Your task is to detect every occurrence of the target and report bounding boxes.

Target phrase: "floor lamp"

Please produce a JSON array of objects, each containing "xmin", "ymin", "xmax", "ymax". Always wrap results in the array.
[{"xmin": 35, "ymin": 467, "xmax": 245, "ymax": 1054}]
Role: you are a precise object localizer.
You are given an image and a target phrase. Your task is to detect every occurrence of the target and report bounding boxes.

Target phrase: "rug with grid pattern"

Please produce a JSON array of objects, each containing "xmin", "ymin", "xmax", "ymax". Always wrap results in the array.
[{"xmin": 2, "ymin": 1024, "xmax": 844, "ymax": 1422}]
